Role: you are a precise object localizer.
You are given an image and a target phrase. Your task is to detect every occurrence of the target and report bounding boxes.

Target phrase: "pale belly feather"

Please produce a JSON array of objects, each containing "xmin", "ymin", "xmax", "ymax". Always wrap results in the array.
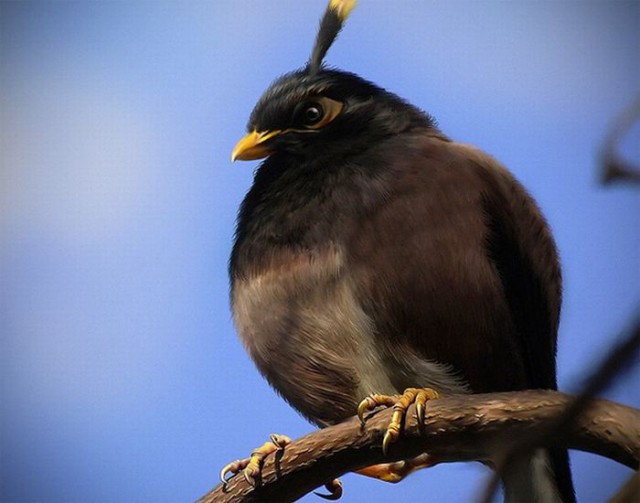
[{"xmin": 232, "ymin": 245, "xmax": 467, "ymax": 425}]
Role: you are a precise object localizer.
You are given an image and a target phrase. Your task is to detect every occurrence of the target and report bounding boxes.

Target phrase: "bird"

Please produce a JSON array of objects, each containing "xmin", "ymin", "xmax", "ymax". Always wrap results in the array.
[{"xmin": 225, "ymin": 0, "xmax": 575, "ymax": 501}]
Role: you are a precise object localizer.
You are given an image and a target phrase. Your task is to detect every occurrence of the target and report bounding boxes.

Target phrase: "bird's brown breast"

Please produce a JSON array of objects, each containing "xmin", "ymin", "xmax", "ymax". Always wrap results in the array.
[{"xmin": 231, "ymin": 133, "xmax": 560, "ymax": 423}]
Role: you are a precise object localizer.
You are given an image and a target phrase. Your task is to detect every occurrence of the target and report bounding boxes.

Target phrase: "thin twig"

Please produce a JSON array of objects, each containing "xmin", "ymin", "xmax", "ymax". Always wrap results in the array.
[{"xmin": 600, "ymin": 95, "xmax": 640, "ymax": 185}]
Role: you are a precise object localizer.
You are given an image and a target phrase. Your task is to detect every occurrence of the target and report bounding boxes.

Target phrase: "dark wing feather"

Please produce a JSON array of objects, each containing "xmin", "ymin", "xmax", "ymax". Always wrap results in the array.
[
  {"xmin": 475, "ymin": 159, "xmax": 573, "ymax": 502},
  {"xmin": 347, "ymin": 134, "xmax": 560, "ymax": 393},
  {"xmin": 478, "ymin": 163, "xmax": 562, "ymax": 390}
]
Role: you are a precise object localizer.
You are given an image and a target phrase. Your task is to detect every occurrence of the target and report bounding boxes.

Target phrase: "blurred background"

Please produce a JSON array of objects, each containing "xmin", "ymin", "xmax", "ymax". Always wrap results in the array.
[{"xmin": 1, "ymin": 1, "xmax": 638, "ymax": 501}]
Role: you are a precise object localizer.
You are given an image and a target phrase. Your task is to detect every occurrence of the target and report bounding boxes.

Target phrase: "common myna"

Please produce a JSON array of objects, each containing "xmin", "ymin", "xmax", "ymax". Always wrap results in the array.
[{"xmin": 226, "ymin": 0, "xmax": 574, "ymax": 501}]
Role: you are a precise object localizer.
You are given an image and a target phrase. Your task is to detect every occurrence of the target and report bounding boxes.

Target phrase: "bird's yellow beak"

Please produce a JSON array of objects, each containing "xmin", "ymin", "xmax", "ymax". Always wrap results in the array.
[{"xmin": 231, "ymin": 130, "xmax": 282, "ymax": 162}]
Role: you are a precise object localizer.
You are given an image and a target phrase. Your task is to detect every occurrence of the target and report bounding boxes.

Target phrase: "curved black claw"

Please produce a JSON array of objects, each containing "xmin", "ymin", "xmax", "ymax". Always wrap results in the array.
[{"xmin": 314, "ymin": 478, "xmax": 343, "ymax": 500}]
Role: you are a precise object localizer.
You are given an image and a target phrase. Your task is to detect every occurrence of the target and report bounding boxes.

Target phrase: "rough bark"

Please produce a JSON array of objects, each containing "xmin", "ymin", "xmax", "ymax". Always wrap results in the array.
[{"xmin": 199, "ymin": 390, "xmax": 640, "ymax": 503}]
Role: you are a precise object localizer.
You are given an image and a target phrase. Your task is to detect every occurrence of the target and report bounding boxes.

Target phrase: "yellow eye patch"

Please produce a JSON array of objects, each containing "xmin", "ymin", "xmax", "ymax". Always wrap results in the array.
[{"xmin": 302, "ymin": 97, "xmax": 344, "ymax": 130}]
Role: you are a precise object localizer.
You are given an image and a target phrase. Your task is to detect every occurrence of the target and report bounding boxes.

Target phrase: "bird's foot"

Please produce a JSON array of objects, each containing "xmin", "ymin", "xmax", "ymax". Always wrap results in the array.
[
  {"xmin": 220, "ymin": 433, "xmax": 291, "ymax": 489},
  {"xmin": 357, "ymin": 387, "xmax": 440, "ymax": 454},
  {"xmin": 220, "ymin": 433, "xmax": 343, "ymax": 499},
  {"xmin": 356, "ymin": 453, "xmax": 437, "ymax": 483}
]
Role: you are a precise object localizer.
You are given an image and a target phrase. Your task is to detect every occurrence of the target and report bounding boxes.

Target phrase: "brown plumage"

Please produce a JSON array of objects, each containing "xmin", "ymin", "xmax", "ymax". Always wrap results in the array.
[{"xmin": 229, "ymin": 1, "xmax": 573, "ymax": 501}]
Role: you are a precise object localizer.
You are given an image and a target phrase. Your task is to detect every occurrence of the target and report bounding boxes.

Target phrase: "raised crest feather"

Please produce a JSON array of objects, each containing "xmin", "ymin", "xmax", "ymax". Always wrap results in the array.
[{"xmin": 308, "ymin": 0, "xmax": 357, "ymax": 75}]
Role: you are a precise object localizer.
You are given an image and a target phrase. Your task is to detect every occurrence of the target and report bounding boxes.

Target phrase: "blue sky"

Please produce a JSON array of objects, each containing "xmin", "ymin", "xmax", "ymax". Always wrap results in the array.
[{"xmin": 1, "ymin": 1, "xmax": 638, "ymax": 502}]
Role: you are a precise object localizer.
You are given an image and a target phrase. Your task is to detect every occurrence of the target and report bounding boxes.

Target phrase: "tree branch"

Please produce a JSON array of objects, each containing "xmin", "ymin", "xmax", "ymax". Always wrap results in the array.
[
  {"xmin": 199, "ymin": 391, "xmax": 640, "ymax": 503},
  {"xmin": 600, "ymin": 94, "xmax": 640, "ymax": 185}
]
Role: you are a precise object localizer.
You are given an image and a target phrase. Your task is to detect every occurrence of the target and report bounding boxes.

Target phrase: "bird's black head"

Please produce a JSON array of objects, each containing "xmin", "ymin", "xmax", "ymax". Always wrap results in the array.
[{"xmin": 231, "ymin": 0, "xmax": 435, "ymax": 163}]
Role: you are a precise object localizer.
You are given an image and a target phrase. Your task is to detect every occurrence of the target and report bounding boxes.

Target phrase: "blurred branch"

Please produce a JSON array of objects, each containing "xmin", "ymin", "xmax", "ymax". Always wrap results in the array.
[
  {"xmin": 480, "ymin": 314, "xmax": 640, "ymax": 503},
  {"xmin": 600, "ymin": 94, "xmax": 640, "ymax": 185},
  {"xmin": 199, "ymin": 390, "xmax": 640, "ymax": 503}
]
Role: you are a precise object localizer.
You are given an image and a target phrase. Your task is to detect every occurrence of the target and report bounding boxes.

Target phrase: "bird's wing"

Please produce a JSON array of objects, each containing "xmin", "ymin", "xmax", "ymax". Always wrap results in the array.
[
  {"xmin": 472, "ymin": 143, "xmax": 562, "ymax": 391},
  {"xmin": 346, "ymin": 133, "xmax": 561, "ymax": 392}
]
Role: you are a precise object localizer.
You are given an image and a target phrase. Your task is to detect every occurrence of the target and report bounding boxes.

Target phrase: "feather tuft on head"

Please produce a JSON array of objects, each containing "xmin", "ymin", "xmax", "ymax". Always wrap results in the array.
[{"xmin": 308, "ymin": 0, "xmax": 356, "ymax": 75}]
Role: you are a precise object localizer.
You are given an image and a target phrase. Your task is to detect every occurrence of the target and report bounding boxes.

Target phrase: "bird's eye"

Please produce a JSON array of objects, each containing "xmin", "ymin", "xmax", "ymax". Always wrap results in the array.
[
  {"xmin": 302, "ymin": 103, "xmax": 324, "ymax": 126},
  {"xmin": 292, "ymin": 97, "xmax": 343, "ymax": 130}
]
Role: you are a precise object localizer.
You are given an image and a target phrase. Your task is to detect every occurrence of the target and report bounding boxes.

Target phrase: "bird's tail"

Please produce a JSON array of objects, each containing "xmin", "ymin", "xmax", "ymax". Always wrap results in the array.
[
  {"xmin": 502, "ymin": 448, "xmax": 575, "ymax": 503},
  {"xmin": 548, "ymin": 448, "xmax": 576, "ymax": 503}
]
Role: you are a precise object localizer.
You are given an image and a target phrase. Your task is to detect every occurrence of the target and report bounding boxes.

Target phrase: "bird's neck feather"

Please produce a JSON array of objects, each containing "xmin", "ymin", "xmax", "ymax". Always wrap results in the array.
[{"xmin": 230, "ymin": 149, "xmax": 393, "ymax": 279}]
